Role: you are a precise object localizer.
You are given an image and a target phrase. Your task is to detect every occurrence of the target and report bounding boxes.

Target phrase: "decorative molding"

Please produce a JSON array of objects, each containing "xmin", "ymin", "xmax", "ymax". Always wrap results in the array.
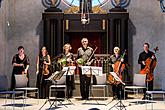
[
  {"xmin": 158, "ymin": 0, "xmax": 165, "ymax": 12},
  {"xmin": 42, "ymin": 0, "xmax": 60, "ymax": 8},
  {"xmin": 102, "ymin": 19, "xmax": 106, "ymax": 30},
  {"xmin": 111, "ymin": 0, "xmax": 131, "ymax": 8},
  {"xmin": 64, "ymin": 5, "xmax": 107, "ymax": 14},
  {"xmin": 92, "ymin": 6, "xmax": 107, "ymax": 14},
  {"xmin": 65, "ymin": 20, "xmax": 69, "ymax": 30},
  {"xmin": 64, "ymin": 6, "xmax": 79, "ymax": 13}
]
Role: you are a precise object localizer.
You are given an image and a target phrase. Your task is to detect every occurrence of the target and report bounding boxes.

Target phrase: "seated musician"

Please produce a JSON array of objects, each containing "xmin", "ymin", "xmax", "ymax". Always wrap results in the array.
[
  {"xmin": 138, "ymin": 43, "xmax": 156, "ymax": 99},
  {"xmin": 61, "ymin": 43, "xmax": 75, "ymax": 98},
  {"xmin": 77, "ymin": 38, "xmax": 95, "ymax": 100},
  {"xmin": 109, "ymin": 47, "xmax": 125, "ymax": 99},
  {"xmin": 36, "ymin": 46, "xmax": 51, "ymax": 99}
]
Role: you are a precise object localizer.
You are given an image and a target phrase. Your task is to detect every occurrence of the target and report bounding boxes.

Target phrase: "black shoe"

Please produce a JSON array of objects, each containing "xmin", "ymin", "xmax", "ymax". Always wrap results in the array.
[
  {"xmin": 86, "ymin": 97, "xmax": 89, "ymax": 100},
  {"xmin": 142, "ymin": 97, "xmax": 146, "ymax": 100}
]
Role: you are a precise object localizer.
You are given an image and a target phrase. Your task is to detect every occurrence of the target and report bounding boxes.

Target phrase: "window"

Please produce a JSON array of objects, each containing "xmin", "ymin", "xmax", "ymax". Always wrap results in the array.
[{"xmin": 62, "ymin": 0, "xmax": 109, "ymax": 7}]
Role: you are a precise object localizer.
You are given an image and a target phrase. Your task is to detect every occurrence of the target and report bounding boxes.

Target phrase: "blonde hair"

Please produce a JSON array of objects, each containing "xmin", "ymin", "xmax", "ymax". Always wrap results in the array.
[{"xmin": 63, "ymin": 43, "xmax": 72, "ymax": 51}]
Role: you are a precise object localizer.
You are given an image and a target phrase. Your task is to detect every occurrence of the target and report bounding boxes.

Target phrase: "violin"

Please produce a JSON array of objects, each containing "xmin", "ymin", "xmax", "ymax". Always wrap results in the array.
[
  {"xmin": 108, "ymin": 50, "xmax": 126, "ymax": 85},
  {"xmin": 140, "ymin": 46, "xmax": 158, "ymax": 82},
  {"xmin": 42, "ymin": 59, "xmax": 49, "ymax": 75}
]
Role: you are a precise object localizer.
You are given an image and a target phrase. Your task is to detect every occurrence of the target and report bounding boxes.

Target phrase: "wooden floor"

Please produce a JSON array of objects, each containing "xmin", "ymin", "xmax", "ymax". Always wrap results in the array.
[{"xmin": 0, "ymin": 96, "xmax": 165, "ymax": 110}]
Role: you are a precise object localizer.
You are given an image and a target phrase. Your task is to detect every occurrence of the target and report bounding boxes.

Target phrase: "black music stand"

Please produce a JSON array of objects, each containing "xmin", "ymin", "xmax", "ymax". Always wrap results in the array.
[
  {"xmin": 81, "ymin": 66, "xmax": 102, "ymax": 104},
  {"xmin": 62, "ymin": 66, "xmax": 76, "ymax": 105},
  {"xmin": 39, "ymin": 71, "xmax": 66, "ymax": 110},
  {"xmin": 107, "ymin": 72, "xmax": 126, "ymax": 110}
]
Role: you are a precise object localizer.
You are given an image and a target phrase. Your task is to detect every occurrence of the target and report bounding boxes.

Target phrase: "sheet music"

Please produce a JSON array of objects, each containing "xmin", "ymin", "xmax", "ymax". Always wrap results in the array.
[
  {"xmin": 48, "ymin": 71, "xmax": 66, "ymax": 81},
  {"xmin": 48, "ymin": 71, "xmax": 59, "ymax": 80},
  {"xmin": 81, "ymin": 66, "xmax": 91, "ymax": 75},
  {"xmin": 81, "ymin": 66, "xmax": 103, "ymax": 76},
  {"xmin": 62, "ymin": 66, "xmax": 76, "ymax": 75},
  {"xmin": 90, "ymin": 66, "xmax": 102, "ymax": 76}
]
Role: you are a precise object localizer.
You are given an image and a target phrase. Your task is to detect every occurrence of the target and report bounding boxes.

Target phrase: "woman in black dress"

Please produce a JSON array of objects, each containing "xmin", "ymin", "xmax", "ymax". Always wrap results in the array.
[
  {"xmin": 11, "ymin": 46, "xmax": 30, "ymax": 90},
  {"xmin": 36, "ymin": 46, "xmax": 51, "ymax": 98}
]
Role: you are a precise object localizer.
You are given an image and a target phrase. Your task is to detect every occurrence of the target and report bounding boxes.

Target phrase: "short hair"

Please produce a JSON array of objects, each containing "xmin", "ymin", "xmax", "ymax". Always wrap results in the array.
[
  {"xmin": 114, "ymin": 46, "xmax": 120, "ymax": 51},
  {"xmin": 144, "ymin": 43, "xmax": 150, "ymax": 48},
  {"xmin": 81, "ymin": 38, "xmax": 88, "ymax": 43},
  {"xmin": 18, "ymin": 46, "xmax": 24, "ymax": 51}
]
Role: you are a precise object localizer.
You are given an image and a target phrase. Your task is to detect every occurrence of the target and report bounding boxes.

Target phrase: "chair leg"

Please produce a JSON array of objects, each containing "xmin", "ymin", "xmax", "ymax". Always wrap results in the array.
[
  {"xmin": 12, "ymin": 93, "xmax": 15, "ymax": 110},
  {"xmin": 163, "ymin": 94, "xmax": 165, "ymax": 104},
  {"xmin": 37, "ymin": 89, "xmax": 39, "ymax": 104}
]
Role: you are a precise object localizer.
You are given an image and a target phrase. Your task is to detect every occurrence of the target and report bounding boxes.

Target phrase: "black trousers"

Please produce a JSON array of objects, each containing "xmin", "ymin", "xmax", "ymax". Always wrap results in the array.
[
  {"xmin": 79, "ymin": 67, "xmax": 91, "ymax": 99},
  {"xmin": 66, "ymin": 75, "xmax": 75, "ymax": 98},
  {"xmin": 36, "ymin": 74, "xmax": 50, "ymax": 99},
  {"xmin": 112, "ymin": 84, "xmax": 123, "ymax": 99},
  {"xmin": 143, "ymin": 80, "xmax": 153, "ymax": 98}
]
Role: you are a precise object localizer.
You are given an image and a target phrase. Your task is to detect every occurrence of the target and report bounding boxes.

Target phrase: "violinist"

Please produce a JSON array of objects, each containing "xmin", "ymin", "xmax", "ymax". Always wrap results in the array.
[
  {"xmin": 138, "ymin": 43, "xmax": 156, "ymax": 99},
  {"xmin": 11, "ymin": 46, "xmax": 30, "ymax": 90},
  {"xmin": 109, "ymin": 47, "xmax": 125, "ymax": 99},
  {"xmin": 36, "ymin": 46, "xmax": 51, "ymax": 98},
  {"xmin": 77, "ymin": 38, "xmax": 95, "ymax": 100},
  {"xmin": 61, "ymin": 43, "xmax": 75, "ymax": 98}
]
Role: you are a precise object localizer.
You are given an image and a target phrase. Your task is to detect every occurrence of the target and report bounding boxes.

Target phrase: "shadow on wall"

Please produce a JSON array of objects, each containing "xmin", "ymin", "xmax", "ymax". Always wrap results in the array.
[
  {"xmin": 36, "ymin": 20, "xmax": 44, "ymax": 48},
  {"xmin": 128, "ymin": 19, "xmax": 136, "ymax": 82}
]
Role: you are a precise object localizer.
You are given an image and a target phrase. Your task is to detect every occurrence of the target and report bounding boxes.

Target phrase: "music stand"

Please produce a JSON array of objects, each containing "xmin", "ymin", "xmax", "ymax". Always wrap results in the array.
[
  {"xmin": 62, "ymin": 66, "xmax": 76, "ymax": 75},
  {"xmin": 81, "ymin": 66, "xmax": 101, "ymax": 104},
  {"xmin": 90, "ymin": 66, "xmax": 103, "ymax": 76},
  {"xmin": 81, "ymin": 66, "xmax": 91, "ymax": 76},
  {"xmin": 62, "ymin": 66, "xmax": 76, "ymax": 105},
  {"xmin": 107, "ymin": 72, "xmax": 126, "ymax": 110},
  {"xmin": 39, "ymin": 71, "xmax": 66, "ymax": 110}
]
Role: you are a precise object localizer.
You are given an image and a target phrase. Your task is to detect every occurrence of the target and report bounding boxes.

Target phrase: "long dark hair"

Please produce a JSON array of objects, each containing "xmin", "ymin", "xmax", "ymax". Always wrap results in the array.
[{"xmin": 39, "ymin": 46, "xmax": 48, "ymax": 57}]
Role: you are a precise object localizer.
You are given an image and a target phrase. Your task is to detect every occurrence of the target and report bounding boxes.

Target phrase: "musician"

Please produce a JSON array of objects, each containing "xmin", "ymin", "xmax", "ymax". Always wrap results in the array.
[
  {"xmin": 11, "ymin": 46, "xmax": 30, "ymax": 90},
  {"xmin": 109, "ymin": 47, "xmax": 125, "ymax": 99},
  {"xmin": 61, "ymin": 43, "xmax": 75, "ymax": 98},
  {"xmin": 138, "ymin": 43, "xmax": 156, "ymax": 99},
  {"xmin": 36, "ymin": 46, "xmax": 51, "ymax": 98},
  {"xmin": 77, "ymin": 38, "xmax": 95, "ymax": 100}
]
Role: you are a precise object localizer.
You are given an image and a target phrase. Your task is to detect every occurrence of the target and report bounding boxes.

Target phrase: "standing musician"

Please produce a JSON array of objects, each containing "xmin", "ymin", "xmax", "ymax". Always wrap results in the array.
[
  {"xmin": 36, "ymin": 46, "xmax": 51, "ymax": 99},
  {"xmin": 138, "ymin": 43, "xmax": 156, "ymax": 99},
  {"xmin": 108, "ymin": 47, "xmax": 125, "ymax": 99},
  {"xmin": 11, "ymin": 46, "xmax": 30, "ymax": 90},
  {"xmin": 77, "ymin": 38, "xmax": 95, "ymax": 100},
  {"xmin": 61, "ymin": 43, "xmax": 75, "ymax": 98}
]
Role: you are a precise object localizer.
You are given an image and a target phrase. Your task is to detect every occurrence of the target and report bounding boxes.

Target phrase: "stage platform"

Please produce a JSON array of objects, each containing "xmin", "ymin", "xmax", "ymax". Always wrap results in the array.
[{"xmin": 0, "ymin": 96, "xmax": 165, "ymax": 110}]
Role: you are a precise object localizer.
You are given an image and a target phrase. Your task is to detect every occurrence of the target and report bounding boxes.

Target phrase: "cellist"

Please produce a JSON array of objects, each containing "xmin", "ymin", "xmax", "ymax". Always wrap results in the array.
[
  {"xmin": 138, "ymin": 43, "xmax": 156, "ymax": 99},
  {"xmin": 109, "ymin": 47, "xmax": 125, "ymax": 99}
]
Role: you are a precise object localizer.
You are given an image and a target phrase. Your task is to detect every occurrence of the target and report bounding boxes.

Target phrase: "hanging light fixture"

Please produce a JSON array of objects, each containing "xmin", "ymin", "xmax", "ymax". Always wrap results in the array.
[{"xmin": 80, "ymin": 0, "xmax": 90, "ymax": 25}]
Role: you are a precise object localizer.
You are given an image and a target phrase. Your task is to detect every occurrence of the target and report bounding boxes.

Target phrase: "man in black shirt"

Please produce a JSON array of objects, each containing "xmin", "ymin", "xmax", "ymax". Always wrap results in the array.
[{"xmin": 138, "ymin": 43, "xmax": 156, "ymax": 99}]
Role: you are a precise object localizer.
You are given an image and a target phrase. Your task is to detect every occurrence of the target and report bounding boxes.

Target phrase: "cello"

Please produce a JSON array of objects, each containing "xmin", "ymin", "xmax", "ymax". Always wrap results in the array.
[
  {"xmin": 108, "ymin": 50, "xmax": 126, "ymax": 85},
  {"xmin": 140, "ymin": 46, "xmax": 158, "ymax": 81}
]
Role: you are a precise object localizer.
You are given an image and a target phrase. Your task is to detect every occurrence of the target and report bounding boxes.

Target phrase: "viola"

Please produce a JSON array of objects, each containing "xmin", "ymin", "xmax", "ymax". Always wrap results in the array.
[
  {"xmin": 108, "ymin": 50, "xmax": 126, "ymax": 85},
  {"xmin": 140, "ymin": 46, "xmax": 158, "ymax": 82}
]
